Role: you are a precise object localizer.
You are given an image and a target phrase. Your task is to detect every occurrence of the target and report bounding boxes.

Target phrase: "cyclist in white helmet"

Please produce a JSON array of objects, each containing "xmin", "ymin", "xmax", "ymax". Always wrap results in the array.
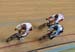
[
  {"xmin": 38, "ymin": 13, "xmax": 64, "ymax": 30},
  {"xmin": 15, "ymin": 23, "xmax": 32, "ymax": 41}
]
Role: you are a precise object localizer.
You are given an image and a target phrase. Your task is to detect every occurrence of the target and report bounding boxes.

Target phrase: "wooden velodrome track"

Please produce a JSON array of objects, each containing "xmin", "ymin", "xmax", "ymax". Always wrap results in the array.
[{"xmin": 0, "ymin": 0, "xmax": 75, "ymax": 52}]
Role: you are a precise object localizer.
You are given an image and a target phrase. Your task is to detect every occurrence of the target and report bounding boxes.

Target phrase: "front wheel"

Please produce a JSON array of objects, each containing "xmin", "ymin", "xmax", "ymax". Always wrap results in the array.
[{"xmin": 6, "ymin": 33, "xmax": 20, "ymax": 42}]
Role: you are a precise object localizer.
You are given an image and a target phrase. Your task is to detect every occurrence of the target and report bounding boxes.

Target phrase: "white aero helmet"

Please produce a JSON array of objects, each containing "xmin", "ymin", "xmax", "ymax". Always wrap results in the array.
[{"xmin": 15, "ymin": 24, "xmax": 22, "ymax": 30}]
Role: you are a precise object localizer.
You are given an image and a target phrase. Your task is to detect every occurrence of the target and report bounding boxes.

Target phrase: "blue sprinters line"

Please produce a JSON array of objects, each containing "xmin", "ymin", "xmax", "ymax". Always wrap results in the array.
[{"xmin": 45, "ymin": 44, "xmax": 75, "ymax": 52}]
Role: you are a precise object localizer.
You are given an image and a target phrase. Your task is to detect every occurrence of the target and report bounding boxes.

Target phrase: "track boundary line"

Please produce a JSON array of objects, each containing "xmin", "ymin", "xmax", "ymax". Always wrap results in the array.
[{"xmin": 0, "ymin": 33, "xmax": 74, "ymax": 50}]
